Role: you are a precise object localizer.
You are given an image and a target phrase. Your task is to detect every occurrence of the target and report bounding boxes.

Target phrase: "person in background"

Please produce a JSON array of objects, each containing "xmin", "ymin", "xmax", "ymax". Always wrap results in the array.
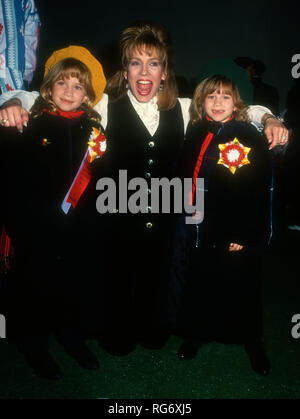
[
  {"xmin": 0, "ymin": 0, "xmax": 40, "ymax": 279},
  {"xmin": 234, "ymin": 56, "xmax": 280, "ymax": 115},
  {"xmin": 281, "ymin": 78, "xmax": 300, "ymax": 230},
  {"xmin": 251, "ymin": 60, "xmax": 280, "ymax": 116},
  {"xmin": 0, "ymin": 0, "xmax": 40, "ymax": 93}
]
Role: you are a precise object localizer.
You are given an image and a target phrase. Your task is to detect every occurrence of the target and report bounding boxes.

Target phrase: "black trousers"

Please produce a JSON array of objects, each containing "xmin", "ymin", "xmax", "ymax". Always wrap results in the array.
[
  {"xmin": 2, "ymin": 232, "xmax": 105, "ymax": 346},
  {"xmin": 101, "ymin": 232, "xmax": 174, "ymax": 342},
  {"xmin": 177, "ymin": 245, "xmax": 263, "ymax": 344}
]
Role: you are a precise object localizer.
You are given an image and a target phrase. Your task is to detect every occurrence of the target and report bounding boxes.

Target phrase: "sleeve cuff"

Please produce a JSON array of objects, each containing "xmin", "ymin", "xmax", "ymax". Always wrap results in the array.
[
  {"xmin": 247, "ymin": 105, "xmax": 273, "ymax": 131},
  {"xmin": 0, "ymin": 90, "xmax": 39, "ymax": 111}
]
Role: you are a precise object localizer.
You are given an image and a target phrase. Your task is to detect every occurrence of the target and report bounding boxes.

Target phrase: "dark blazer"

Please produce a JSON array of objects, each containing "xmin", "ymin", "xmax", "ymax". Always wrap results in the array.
[
  {"xmin": 0, "ymin": 111, "xmax": 107, "ymax": 336},
  {"xmin": 0, "ymin": 112, "xmax": 103, "ymax": 247}
]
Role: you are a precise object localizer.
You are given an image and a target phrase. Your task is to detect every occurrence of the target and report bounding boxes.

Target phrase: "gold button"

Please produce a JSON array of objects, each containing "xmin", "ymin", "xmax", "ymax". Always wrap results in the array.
[
  {"xmin": 148, "ymin": 141, "xmax": 155, "ymax": 148},
  {"xmin": 146, "ymin": 222, "xmax": 153, "ymax": 229}
]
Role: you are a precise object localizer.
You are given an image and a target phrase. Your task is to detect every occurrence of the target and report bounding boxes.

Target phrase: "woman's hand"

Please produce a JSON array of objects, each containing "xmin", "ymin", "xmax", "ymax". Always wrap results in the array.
[
  {"xmin": 229, "ymin": 243, "xmax": 244, "ymax": 252},
  {"xmin": 262, "ymin": 114, "xmax": 289, "ymax": 149},
  {"xmin": 0, "ymin": 99, "xmax": 29, "ymax": 132}
]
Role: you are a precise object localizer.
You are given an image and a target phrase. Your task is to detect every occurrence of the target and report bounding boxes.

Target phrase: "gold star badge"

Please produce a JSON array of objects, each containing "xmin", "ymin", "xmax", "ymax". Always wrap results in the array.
[{"xmin": 217, "ymin": 138, "xmax": 251, "ymax": 174}]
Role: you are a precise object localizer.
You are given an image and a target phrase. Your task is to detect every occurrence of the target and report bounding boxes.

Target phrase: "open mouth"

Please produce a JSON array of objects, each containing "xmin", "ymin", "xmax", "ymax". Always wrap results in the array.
[{"xmin": 136, "ymin": 80, "xmax": 152, "ymax": 96}]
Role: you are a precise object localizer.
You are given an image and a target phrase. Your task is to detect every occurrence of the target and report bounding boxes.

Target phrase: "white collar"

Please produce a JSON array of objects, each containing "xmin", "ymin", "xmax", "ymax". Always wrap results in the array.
[
  {"xmin": 127, "ymin": 90, "xmax": 159, "ymax": 136},
  {"xmin": 127, "ymin": 89, "xmax": 158, "ymax": 113}
]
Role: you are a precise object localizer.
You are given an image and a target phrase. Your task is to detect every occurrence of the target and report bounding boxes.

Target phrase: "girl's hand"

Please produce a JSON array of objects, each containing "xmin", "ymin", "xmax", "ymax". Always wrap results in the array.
[
  {"xmin": 262, "ymin": 114, "xmax": 289, "ymax": 149},
  {"xmin": 0, "ymin": 99, "xmax": 29, "ymax": 132},
  {"xmin": 229, "ymin": 242, "xmax": 244, "ymax": 252}
]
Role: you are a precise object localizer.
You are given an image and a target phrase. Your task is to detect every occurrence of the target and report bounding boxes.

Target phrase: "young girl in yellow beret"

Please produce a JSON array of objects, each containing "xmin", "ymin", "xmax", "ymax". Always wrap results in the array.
[{"xmin": 0, "ymin": 46, "xmax": 107, "ymax": 380}]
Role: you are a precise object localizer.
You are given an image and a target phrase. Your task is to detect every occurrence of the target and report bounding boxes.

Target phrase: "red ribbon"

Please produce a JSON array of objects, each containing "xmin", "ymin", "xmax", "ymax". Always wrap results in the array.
[
  {"xmin": 191, "ymin": 132, "xmax": 214, "ymax": 204},
  {"xmin": 65, "ymin": 153, "xmax": 92, "ymax": 209},
  {"xmin": 43, "ymin": 108, "xmax": 85, "ymax": 119},
  {"xmin": 0, "ymin": 226, "xmax": 14, "ymax": 274}
]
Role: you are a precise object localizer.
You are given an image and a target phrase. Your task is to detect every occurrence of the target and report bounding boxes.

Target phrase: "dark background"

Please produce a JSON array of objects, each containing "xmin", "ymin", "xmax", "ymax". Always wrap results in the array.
[{"xmin": 33, "ymin": 0, "xmax": 298, "ymax": 112}]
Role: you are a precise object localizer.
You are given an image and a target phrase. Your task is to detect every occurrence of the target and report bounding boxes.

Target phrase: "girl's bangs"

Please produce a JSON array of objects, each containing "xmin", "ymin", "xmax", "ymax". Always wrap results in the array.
[
  {"xmin": 54, "ymin": 67, "xmax": 87, "ymax": 86},
  {"xmin": 206, "ymin": 80, "xmax": 234, "ymax": 96}
]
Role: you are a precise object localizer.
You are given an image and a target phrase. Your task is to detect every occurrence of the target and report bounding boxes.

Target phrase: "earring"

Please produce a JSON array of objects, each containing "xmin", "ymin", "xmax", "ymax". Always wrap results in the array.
[{"xmin": 159, "ymin": 81, "xmax": 164, "ymax": 91}]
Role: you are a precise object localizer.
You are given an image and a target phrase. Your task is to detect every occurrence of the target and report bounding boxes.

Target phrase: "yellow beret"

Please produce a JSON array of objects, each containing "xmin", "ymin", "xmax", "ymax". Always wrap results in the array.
[{"xmin": 44, "ymin": 45, "xmax": 106, "ymax": 106}]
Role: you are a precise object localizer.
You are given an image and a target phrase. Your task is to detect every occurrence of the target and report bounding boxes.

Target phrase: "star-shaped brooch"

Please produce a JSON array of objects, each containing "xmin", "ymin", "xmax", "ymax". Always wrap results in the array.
[{"xmin": 217, "ymin": 137, "xmax": 251, "ymax": 174}]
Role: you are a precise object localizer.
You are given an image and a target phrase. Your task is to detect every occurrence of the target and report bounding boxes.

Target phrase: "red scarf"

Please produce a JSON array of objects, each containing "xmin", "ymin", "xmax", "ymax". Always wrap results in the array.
[{"xmin": 43, "ymin": 108, "xmax": 85, "ymax": 119}]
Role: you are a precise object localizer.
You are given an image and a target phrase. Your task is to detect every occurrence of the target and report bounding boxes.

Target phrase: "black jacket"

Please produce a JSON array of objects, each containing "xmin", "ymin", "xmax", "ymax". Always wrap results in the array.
[
  {"xmin": 0, "ymin": 111, "xmax": 103, "ymax": 250},
  {"xmin": 177, "ymin": 118, "xmax": 272, "ymax": 249}
]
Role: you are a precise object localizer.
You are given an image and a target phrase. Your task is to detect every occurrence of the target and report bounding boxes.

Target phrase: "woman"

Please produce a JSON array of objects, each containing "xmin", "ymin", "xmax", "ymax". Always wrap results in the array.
[{"xmin": 96, "ymin": 23, "xmax": 187, "ymax": 353}]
